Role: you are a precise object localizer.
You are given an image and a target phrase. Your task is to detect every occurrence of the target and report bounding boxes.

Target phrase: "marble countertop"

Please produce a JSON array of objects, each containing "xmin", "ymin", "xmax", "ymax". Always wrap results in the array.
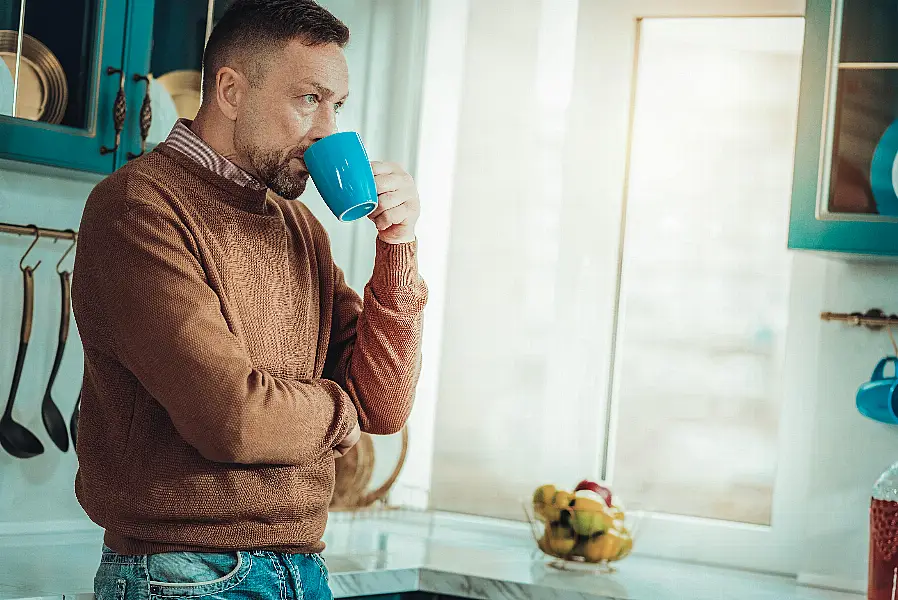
[{"xmin": 0, "ymin": 510, "xmax": 863, "ymax": 600}]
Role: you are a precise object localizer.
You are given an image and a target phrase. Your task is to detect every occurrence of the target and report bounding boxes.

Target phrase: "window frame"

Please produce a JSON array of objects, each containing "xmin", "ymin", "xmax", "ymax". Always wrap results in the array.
[
  {"xmin": 564, "ymin": 0, "xmax": 812, "ymax": 576},
  {"xmin": 411, "ymin": 0, "xmax": 829, "ymax": 580}
]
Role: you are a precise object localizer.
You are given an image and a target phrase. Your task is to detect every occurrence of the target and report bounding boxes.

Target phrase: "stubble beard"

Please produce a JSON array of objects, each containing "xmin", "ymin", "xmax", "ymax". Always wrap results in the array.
[{"xmin": 238, "ymin": 138, "xmax": 309, "ymax": 200}]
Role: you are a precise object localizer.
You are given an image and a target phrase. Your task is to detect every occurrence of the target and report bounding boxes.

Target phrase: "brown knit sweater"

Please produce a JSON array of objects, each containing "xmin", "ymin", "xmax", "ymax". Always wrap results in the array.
[{"xmin": 72, "ymin": 143, "xmax": 427, "ymax": 555}]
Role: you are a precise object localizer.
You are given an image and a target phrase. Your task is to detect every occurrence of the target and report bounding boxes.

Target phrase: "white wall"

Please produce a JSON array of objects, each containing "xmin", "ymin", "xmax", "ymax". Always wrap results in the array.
[
  {"xmin": 797, "ymin": 258, "xmax": 898, "ymax": 590},
  {"xmin": 0, "ymin": 162, "xmax": 99, "ymax": 533}
]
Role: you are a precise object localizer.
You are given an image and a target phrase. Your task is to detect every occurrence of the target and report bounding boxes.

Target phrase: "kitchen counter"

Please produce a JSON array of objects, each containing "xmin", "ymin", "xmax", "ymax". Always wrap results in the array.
[{"xmin": 0, "ymin": 510, "xmax": 863, "ymax": 600}]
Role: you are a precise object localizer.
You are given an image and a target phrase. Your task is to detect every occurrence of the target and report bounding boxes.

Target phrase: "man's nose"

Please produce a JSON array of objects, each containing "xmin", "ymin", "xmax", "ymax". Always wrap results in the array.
[{"xmin": 308, "ymin": 106, "xmax": 338, "ymax": 143}]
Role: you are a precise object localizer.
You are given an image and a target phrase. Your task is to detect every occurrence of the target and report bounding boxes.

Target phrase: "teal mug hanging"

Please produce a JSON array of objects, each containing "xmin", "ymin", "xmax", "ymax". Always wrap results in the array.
[{"xmin": 857, "ymin": 357, "xmax": 898, "ymax": 425}]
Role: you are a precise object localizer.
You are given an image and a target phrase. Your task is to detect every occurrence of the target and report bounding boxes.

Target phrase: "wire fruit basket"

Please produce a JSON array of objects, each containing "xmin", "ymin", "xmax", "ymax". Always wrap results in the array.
[{"xmin": 523, "ymin": 480, "xmax": 640, "ymax": 573}]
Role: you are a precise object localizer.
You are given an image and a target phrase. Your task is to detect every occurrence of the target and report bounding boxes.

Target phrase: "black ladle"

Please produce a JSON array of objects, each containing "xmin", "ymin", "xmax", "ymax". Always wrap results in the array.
[
  {"xmin": 0, "ymin": 229, "xmax": 46, "ymax": 459},
  {"xmin": 41, "ymin": 235, "xmax": 76, "ymax": 452},
  {"xmin": 70, "ymin": 388, "xmax": 80, "ymax": 450}
]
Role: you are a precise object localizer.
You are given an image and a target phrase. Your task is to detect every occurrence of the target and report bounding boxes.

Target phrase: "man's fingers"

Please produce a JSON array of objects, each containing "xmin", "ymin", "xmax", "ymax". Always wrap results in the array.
[
  {"xmin": 374, "ymin": 172, "xmax": 407, "ymax": 195},
  {"xmin": 371, "ymin": 160, "xmax": 403, "ymax": 176},
  {"xmin": 368, "ymin": 191, "xmax": 404, "ymax": 220},
  {"xmin": 373, "ymin": 204, "xmax": 413, "ymax": 231},
  {"xmin": 334, "ymin": 423, "xmax": 362, "ymax": 456}
]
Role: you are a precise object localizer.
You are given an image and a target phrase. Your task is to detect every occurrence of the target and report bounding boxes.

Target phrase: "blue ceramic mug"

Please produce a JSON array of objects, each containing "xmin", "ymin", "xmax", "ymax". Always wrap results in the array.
[
  {"xmin": 856, "ymin": 357, "xmax": 898, "ymax": 424},
  {"xmin": 304, "ymin": 132, "xmax": 378, "ymax": 222}
]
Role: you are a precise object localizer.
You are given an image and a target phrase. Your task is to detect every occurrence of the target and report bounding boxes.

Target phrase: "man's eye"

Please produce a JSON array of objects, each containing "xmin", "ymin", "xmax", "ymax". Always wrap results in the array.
[
  {"xmin": 302, "ymin": 94, "xmax": 318, "ymax": 106},
  {"xmin": 335, "ymin": 102, "xmax": 344, "ymax": 113}
]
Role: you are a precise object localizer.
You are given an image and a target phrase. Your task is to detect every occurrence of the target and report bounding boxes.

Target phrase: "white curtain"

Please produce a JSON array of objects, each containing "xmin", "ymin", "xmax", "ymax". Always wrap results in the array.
[{"xmin": 428, "ymin": 0, "xmax": 604, "ymax": 519}]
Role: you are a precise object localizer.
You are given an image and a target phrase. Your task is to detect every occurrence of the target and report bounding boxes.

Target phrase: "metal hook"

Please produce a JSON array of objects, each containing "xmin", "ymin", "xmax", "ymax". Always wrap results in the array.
[
  {"xmin": 19, "ymin": 225, "xmax": 42, "ymax": 272},
  {"xmin": 56, "ymin": 230, "xmax": 77, "ymax": 274}
]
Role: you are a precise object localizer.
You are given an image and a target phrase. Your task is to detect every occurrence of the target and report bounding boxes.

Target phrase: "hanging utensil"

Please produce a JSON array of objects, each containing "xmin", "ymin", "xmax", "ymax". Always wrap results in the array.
[
  {"xmin": 70, "ymin": 387, "xmax": 80, "ymax": 450},
  {"xmin": 40, "ymin": 232, "xmax": 76, "ymax": 452},
  {"xmin": 0, "ymin": 227, "xmax": 45, "ymax": 459}
]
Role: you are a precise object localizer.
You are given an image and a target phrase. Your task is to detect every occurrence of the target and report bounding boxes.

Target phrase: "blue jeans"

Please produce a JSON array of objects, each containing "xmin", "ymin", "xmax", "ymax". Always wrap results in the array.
[{"xmin": 95, "ymin": 546, "xmax": 333, "ymax": 600}]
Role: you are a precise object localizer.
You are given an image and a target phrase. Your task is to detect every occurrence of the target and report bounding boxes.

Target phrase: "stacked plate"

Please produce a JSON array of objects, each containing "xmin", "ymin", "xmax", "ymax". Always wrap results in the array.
[{"xmin": 0, "ymin": 30, "xmax": 68, "ymax": 124}]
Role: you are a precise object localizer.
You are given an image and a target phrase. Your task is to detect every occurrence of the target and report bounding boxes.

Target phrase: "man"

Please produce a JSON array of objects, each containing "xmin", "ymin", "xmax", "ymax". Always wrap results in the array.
[{"xmin": 72, "ymin": 1, "xmax": 426, "ymax": 598}]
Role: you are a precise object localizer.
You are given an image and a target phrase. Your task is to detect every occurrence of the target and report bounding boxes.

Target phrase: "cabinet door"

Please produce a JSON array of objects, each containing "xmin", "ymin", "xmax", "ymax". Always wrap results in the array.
[
  {"xmin": 0, "ymin": 0, "xmax": 126, "ymax": 173},
  {"xmin": 118, "ymin": 0, "xmax": 234, "ymax": 166},
  {"xmin": 789, "ymin": 0, "xmax": 898, "ymax": 255}
]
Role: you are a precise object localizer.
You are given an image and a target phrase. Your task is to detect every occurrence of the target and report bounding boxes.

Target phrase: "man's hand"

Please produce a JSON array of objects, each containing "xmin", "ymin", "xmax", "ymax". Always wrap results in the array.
[
  {"xmin": 333, "ymin": 422, "xmax": 361, "ymax": 458},
  {"xmin": 368, "ymin": 161, "xmax": 420, "ymax": 244}
]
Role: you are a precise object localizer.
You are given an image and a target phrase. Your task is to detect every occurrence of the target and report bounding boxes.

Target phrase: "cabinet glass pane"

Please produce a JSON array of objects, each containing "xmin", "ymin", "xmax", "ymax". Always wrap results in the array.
[
  {"xmin": 147, "ymin": 0, "xmax": 234, "ymax": 145},
  {"xmin": 839, "ymin": 0, "xmax": 898, "ymax": 64},
  {"xmin": 827, "ymin": 69, "xmax": 898, "ymax": 216},
  {"xmin": 0, "ymin": 0, "xmax": 99, "ymax": 129}
]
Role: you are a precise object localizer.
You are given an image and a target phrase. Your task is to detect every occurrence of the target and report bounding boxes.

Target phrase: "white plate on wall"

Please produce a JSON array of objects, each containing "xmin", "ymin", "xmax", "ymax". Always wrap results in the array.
[
  {"xmin": 157, "ymin": 69, "xmax": 201, "ymax": 120},
  {"xmin": 0, "ymin": 57, "xmax": 13, "ymax": 116},
  {"xmin": 147, "ymin": 75, "xmax": 179, "ymax": 144}
]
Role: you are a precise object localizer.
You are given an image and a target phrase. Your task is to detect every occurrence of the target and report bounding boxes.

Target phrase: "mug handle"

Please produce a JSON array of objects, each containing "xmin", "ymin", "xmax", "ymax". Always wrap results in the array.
[
  {"xmin": 872, "ymin": 357, "xmax": 898, "ymax": 381},
  {"xmin": 887, "ymin": 380, "xmax": 898, "ymax": 424}
]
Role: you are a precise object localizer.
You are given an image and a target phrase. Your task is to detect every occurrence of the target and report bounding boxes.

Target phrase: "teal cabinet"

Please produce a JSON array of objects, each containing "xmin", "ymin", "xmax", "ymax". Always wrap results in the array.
[
  {"xmin": 0, "ymin": 0, "xmax": 231, "ymax": 174},
  {"xmin": 0, "ymin": 0, "xmax": 127, "ymax": 173},
  {"xmin": 790, "ymin": 0, "xmax": 898, "ymax": 255},
  {"xmin": 0, "ymin": 0, "xmax": 421, "ymax": 177}
]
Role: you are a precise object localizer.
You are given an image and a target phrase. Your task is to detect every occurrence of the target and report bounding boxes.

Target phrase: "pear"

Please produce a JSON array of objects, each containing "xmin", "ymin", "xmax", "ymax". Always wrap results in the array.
[
  {"xmin": 615, "ymin": 534, "xmax": 634, "ymax": 560},
  {"xmin": 552, "ymin": 490, "xmax": 573, "ymax": 508},
  {"xmin": 568, "ymin": 496, "xmax": 614, "ymax": 536},
  {"xmin": 537, "ymin": 533, "xmax": 553, "ymax": 556},
  {"xmin": 541, "ymin": 489, "xmax": 572, "ymax": 523},
  {"xmin": 572, "ymin": 536, "xmax": 590, "ymax": 558},
  {"xmin": 532, "ymin": 484, "xmax": 557, "ymax": 520},
  {"xmin": 583, "ymin": 529, "xmax": 625, "ymax": 563},
  {"xmin": 559, "ymin": 506, "xmax": 573, "ymax": 528},
  {"xmin": 533, "ymin": 484, "xmax": 557, "ymax": 505},
  {"xmin": 546, "ymin": 521, "xmax": 578, "ymax": 556}
]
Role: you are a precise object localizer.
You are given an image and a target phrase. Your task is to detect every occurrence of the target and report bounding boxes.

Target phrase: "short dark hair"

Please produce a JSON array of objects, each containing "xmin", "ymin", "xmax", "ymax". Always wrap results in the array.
[{"xmin": 202, "ymin": 0, "xmax": 350, "ymax": 100}]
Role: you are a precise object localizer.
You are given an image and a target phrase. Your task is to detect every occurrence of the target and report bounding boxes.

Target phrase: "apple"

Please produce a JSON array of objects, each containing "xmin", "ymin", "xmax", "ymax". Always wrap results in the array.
[{"xmin": 574, "ymin": 479, "xmax": 612, "ymax": 507}]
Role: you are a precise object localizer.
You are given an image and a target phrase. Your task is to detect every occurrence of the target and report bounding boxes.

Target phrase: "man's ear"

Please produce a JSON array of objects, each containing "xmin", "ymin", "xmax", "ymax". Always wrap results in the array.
[{"xmin": 213, "ymin": 66, "xmax": 247, "ymax": 121}]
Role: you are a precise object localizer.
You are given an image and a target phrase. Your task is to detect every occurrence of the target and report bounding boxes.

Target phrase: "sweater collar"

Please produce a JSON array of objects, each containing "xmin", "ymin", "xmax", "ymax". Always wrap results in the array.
[{"xmin": 154, "ymin": 143, "xmax": 273, "ymax": 216}]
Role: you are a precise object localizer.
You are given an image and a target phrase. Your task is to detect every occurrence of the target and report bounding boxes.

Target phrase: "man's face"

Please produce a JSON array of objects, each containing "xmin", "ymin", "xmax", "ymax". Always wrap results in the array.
[{"xmin": 234, "ymin": 40, "xmax": 349, "ymax": 199}]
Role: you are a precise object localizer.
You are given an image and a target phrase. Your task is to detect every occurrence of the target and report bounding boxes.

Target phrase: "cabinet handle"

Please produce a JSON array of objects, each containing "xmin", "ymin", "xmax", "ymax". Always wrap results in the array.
[
  {"xmin": 127, "ymin": 74, "xmax": 152, "ymax": 160},
  {"xmin": 100, "ymin": 67, "xmax": 126, "ymax": 155}
]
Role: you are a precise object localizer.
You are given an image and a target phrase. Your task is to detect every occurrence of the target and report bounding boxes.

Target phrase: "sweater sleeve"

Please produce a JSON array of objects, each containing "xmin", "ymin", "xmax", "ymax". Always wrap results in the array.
[
  {"xmin": 323, "ymin": 238, "xmax": 428, "ymax": 435},
  {"xmin": 95, "ymin": 202, "xmax": 358, "ymax": 465}
]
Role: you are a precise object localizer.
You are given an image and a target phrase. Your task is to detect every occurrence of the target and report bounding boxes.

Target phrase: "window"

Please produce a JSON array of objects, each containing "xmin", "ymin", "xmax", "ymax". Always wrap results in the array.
[
  {"xmin": 417, "ymin": 0, "xmax": 810, "ymax": 575},
  {"xmin": 609, "ymin": 17, "xmax": 803, "ymax": 527}
]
